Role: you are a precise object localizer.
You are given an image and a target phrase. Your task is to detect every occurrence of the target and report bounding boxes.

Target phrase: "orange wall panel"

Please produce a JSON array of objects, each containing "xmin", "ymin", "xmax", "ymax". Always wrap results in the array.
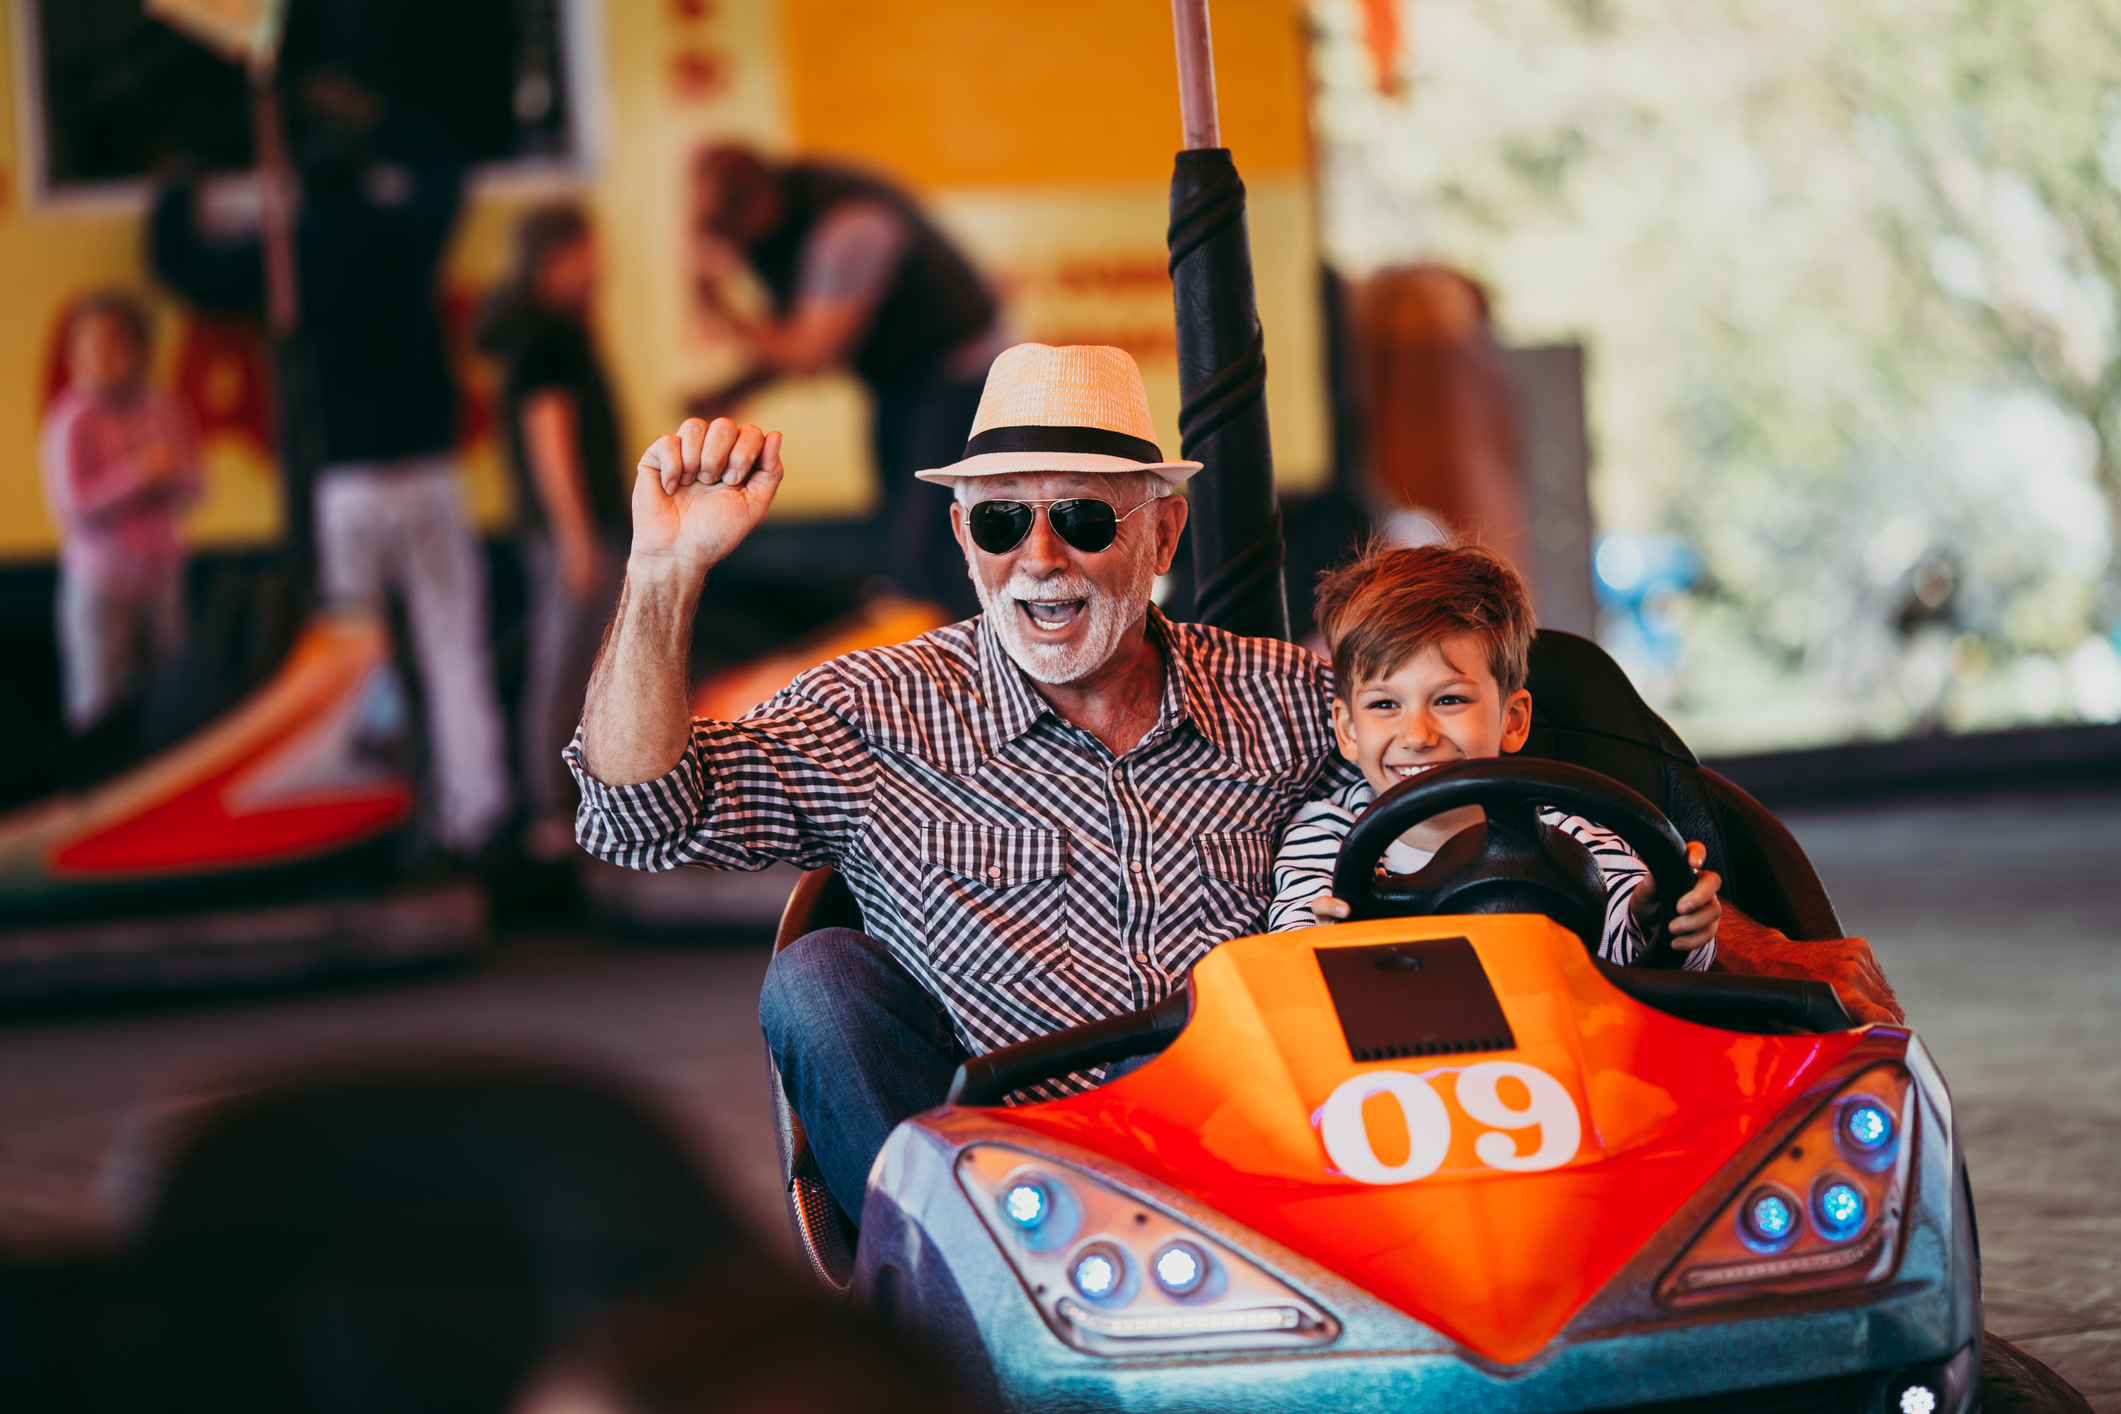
[{"xmin": 778, "ymin": 0, "xmax": 1312, "ymax": 187}]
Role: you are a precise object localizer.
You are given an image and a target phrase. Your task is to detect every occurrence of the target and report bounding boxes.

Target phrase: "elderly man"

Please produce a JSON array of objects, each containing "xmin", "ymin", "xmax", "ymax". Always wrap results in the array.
[{"xmin": 572, "ymin": 344, "xmax": 1354, "ymax": 1218}]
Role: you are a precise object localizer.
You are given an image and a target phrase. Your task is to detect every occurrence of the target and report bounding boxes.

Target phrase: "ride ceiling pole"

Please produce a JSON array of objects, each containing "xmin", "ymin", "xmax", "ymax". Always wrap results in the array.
[
  {"xmin": 151, "ymin": 0, "xmax": 320, "ymax": 602},
  {"xmin": 145, "ymin": 0, "xmax": 319, "ymax": 596},
  {"xmin": 248, "ymin": 58, "xmax": 323, "ymax": 590},
  {"xmin": 249, "ymin": 62, "xmax": 299, "ymax": 339},
  {"xmin": 1167, "ymin": 0, "xmax": 1290, "ymax": 642}
]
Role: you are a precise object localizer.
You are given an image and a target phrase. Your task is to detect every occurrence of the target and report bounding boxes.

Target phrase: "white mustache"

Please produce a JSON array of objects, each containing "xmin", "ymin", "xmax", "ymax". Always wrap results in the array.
[{"xmin": 1006, "ymin": 571, "xmax": 1098, "ymax": 604}]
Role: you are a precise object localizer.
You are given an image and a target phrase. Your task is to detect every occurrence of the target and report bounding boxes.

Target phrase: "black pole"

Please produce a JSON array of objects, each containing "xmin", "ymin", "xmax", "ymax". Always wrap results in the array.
[
  {"xmin": 1165, "ymin": 0, "xmax": 1288, "ymax": 641},
  {"xmin": 248, "ymin": 63, "xmax": 321, "ymax": 600},
  {"xmin": 1168, "ymin": 148, "xmax": 1289, "ymax": 641}
]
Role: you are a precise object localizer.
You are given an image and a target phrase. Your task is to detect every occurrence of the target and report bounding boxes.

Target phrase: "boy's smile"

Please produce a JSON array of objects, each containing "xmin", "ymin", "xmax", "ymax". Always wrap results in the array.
[{"xmin": 1331, "ymin": 631, "xmax": 1533, "ymax": 853}]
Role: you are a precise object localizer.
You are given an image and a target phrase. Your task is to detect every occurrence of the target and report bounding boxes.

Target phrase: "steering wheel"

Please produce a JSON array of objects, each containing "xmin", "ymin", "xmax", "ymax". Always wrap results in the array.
[{"xmin": 1329, "ymin": 758, "xmax": 1698, "ymax": 969}]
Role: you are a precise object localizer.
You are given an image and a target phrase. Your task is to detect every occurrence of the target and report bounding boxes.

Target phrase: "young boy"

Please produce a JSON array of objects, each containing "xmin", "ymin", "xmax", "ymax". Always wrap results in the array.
[
  {"xmin": 1269, "ymin": 541, "xmax": 1721, "ymax": 968},
  {"xmin": 39, "ymin": 289, "xmax": 201, "ymax": 732}
]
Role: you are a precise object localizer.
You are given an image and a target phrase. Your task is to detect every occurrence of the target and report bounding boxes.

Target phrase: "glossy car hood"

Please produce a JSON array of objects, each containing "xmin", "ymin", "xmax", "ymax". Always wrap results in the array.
[{"xmin": 996, "ymin": 916, "xmax": 1864, "ymax": 1366}]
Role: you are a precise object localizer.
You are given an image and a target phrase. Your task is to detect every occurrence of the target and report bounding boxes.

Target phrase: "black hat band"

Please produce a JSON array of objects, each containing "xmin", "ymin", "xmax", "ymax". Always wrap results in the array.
[{"xmin": 961, "ymin": 424, "xmax": 1166, "ymax": 464}]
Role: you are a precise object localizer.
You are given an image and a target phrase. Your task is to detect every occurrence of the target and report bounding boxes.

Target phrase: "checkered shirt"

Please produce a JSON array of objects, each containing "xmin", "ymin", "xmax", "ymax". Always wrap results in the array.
[{"xmin": 567, "ymin": 608, "xmax": 1356, "ymax": 1059}]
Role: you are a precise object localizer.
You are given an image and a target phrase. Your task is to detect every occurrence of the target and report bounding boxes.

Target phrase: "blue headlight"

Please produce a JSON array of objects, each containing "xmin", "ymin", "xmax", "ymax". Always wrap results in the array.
[
  {"xmin": 1152, "ymin": 1241, "xmax": 1207, "ymax": 1297},
  {"xmin": 1072, "ymin": 1246, "xmax": 1123, "ymax": 1301},
  {"xmin": 1003, "ymin": 1180, "xmax": 1049, "ymax": 1228},
  {"xmin": 1815, "ymin": 1180, "xmax": 1868, "ymax": 1240},
  {"xmin": 1743, "ymin": 1189, "xmax": 1798, "ymax": 1246},
  {"xmin": 1843, "ymin": 1101, "xmax": 1894, "ymax": 1153}
]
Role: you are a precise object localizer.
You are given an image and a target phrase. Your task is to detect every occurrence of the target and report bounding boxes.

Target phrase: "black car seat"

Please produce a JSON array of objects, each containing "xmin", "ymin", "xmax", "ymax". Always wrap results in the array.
[
  {"xmin": 1522, "ymin": 630, "xmax": 1843, "ymax": 942},
  {"xmin": 90, "ymin": 1061, "xmax": 759, "ymax": 1414},
  {"xmin": 771, "ymin": 870, "xmax": 865, "ymax": 1296}
]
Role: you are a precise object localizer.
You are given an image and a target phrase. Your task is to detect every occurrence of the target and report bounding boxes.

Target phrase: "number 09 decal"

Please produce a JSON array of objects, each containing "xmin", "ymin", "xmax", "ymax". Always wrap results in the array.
[{"xmin": 1319, "ymin": 1061, "xmax": 1583, "ymax": 1185}]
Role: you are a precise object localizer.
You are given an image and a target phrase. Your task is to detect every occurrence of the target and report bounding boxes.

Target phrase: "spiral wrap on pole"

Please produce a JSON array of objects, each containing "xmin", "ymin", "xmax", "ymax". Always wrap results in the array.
[{"xmin": 1168, "ymin": 148, "xmax": 1289, "ymax": 641}]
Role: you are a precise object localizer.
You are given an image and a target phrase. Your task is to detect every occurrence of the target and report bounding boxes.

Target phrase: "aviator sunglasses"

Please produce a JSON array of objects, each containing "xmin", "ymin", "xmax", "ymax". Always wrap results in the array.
[{"xmin": 966, "ymin": 494, "xmax": 1163, "ymax": 556}]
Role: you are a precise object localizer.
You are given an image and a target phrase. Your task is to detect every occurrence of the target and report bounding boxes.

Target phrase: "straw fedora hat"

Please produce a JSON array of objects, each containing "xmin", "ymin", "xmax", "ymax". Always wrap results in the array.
[{"xmin": 914, "ymin": 343, "xmax": 1204, "ymax": 486}]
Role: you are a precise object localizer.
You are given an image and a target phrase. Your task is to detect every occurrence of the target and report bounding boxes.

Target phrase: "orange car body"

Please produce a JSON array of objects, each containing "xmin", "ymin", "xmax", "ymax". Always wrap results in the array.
[{"xmin": 860, "ymin": 915, "xmax": 1974, "ymax": 1412}]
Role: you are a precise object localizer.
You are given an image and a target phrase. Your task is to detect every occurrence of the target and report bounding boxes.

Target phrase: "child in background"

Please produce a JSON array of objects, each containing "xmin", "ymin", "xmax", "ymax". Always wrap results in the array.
[
  {"xmin": 39, "ymin": 290, "xmax": 201, "ymax": 732},
  {"xmin": 477, "ymin": 203, "xmax": 631, "ymax": 861},
  {"xmin": 1268, "ymin": 540, "xmax": 1723, "ymax": 967}
]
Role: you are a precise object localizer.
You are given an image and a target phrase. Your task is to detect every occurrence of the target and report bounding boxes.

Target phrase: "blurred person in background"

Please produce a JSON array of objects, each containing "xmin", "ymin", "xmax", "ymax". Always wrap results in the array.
[
  {"xmin": 149, "ymin": 68, "xmax": 511, "ymax": 858},
  {"xmin": 1355, "ymin": 266, "xmax": 1525, "ymax": 566},
  {"xmin": 478, "ymin": 204, "xmax": 630, "ymax": 861},
  {"xmin": 38, "ymin": 289, "xmax": 202, "ymax": 732},
  {"xmin": 690, "ymin": 144, "xmax": 1004, "ymax": 620}
]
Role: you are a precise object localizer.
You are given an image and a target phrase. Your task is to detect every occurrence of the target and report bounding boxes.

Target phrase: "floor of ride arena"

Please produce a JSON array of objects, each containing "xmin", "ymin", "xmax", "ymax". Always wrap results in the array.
[{"xmin": 0, "ymin": 787, "xmax": 2114, "ymax": 1408}]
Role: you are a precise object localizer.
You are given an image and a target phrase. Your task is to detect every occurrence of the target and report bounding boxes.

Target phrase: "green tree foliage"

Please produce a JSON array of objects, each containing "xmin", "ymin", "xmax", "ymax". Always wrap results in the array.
[
  {"xmin": 1843, "ymin": 0, "xmax": 2121, "ymax": 550},
  {"xmin": 1309, "ymin": 0, "xmax": 2121, "ymax": 749}
]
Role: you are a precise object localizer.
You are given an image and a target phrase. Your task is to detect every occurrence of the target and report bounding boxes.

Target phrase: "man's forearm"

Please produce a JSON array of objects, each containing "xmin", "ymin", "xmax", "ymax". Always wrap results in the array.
[
  {"xmin": 580, "ymin": 414, "xmax": 784, "ymax": 786},
  {"xmin": 578, "ymin": 555, "xmax": 705, "ymax": 785}
]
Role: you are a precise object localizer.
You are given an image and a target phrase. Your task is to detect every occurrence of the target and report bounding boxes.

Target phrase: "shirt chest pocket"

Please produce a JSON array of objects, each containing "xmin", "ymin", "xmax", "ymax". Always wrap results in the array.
[
  {"xmin": 918, "ymin": 822, "xmax": 1073, "ymax": 982},
  {"xmin": 1194, "ymin": 830, "xmax": 1275, "ymax": 938}
]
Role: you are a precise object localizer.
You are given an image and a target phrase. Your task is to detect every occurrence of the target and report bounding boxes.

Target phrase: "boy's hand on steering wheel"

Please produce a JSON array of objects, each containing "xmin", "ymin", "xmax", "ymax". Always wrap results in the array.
[
  {"xmin": 1632, "ymin": 840, "xmax": 1721, "ymax": 952},
  {"xmin": 632, "ymin": 417, "xmax": 784, "ymax": 578},
  {"xmin": 1309, "ymin": 891, "xmax": 1352, "ymax": 925}
]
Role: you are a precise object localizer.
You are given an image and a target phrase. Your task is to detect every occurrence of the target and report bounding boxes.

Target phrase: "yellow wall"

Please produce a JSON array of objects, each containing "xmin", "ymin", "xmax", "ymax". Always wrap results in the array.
[
  {"xmin": 0, "ymin": 0, "xmax": 1325, "ymax": 562},
  {"xmin": 778, "ymin": 0, "xmax": 1312, "ymax": 185}
]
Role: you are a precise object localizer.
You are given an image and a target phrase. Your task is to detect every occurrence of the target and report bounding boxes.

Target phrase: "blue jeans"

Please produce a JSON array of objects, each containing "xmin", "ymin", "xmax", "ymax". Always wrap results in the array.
[{"xmin": 759, "ymin": 929, "xmax": 968, "ymax": 1221}]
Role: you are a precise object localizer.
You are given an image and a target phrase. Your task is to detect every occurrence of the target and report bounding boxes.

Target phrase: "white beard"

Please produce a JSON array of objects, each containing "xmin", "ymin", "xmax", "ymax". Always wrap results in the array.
[{"xmin": 975, "ymin": 546, "xmax": 1158, "ymax": 686}]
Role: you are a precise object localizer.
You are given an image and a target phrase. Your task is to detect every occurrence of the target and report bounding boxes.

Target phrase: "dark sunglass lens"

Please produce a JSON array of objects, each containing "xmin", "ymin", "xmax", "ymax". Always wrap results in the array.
[
  {"xmin": 969, "ymin": 501, "xmax": 1036, "ymax": 554},
  {"xmin": 1049, "ymin": 499, "xmax": 1119, "ymax": 552}
]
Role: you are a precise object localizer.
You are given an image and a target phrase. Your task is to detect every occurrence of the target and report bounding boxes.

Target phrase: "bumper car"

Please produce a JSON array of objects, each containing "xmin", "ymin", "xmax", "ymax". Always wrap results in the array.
[
  {"xmin": 0, "ymin": 612, "xmax": 412, "ymax": 916},
  {"xmin": 0, "ymin": 606, "xmax": 489, "ymax": 1006},
  {"xmin": 765, "ymin": 630, "xmax": 2086, "ymax": 1413}
]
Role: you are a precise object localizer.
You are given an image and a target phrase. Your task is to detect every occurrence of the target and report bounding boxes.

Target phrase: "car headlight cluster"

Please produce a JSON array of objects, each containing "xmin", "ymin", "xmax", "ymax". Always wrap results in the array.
[
  {"xmin": 957, "ymin": 1144, "xmax": 1339, "ymax": 1356},
  {"xmin": 1660, "ymin": 1065, "xmax": 1917, "ymax": 1306}
]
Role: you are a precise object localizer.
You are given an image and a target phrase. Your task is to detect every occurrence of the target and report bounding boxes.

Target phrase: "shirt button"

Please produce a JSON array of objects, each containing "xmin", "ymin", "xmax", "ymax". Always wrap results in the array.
[
  {"xmin": 986, "ymin": 865, "xmax": 1001, "ymax": 880},
  {"xmin": 1129, "ymin": 860, "xmax": 1144, "ymax": 874}
]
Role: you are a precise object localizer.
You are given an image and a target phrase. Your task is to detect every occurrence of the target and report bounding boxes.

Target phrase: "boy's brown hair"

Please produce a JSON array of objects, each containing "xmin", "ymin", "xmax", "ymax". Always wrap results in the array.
[{"xmin": 1315, "ymin": 539, "xmax": 1536, "ymax": 699}]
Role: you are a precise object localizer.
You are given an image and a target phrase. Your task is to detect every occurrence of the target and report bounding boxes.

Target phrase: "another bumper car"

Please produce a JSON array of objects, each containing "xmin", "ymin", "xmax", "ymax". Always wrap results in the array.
[{"xmin": 0, "ymin": 610, "xmax": 488, "ymax": 1006}]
